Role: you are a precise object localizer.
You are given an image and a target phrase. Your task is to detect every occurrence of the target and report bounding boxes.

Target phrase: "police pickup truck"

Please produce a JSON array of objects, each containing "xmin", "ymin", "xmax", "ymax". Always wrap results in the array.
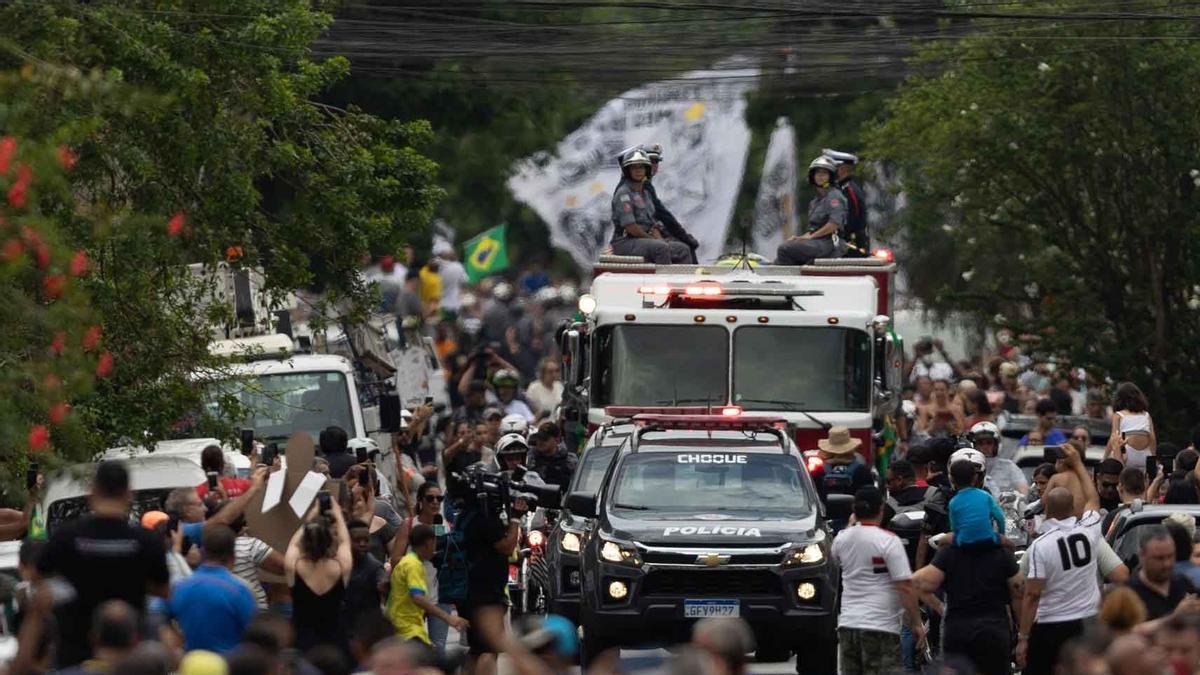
[{"xmin": 565, "ymin": 412, "xmax": 847, "ymax": 671}]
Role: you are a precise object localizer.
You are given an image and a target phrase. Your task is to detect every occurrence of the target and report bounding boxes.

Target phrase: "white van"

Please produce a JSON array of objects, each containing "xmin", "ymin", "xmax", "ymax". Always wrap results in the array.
[{"xmin": 40, "ymin": 455, "xmax": 206, "ymax": 537}]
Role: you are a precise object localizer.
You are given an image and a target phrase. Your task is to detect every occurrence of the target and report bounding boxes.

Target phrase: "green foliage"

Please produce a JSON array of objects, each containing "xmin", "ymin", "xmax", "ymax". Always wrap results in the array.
[
  {"xmin": 867, "ymin": 4, "xmax": 1200, "ymax": 432},
  {"xmin": 0, "ymin": 1, "xmax": 441, "ymax": 460}
]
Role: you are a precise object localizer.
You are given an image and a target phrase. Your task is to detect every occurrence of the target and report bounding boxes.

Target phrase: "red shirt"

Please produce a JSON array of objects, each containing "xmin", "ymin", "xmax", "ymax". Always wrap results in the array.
[{"xmin": 195, "ymin": 477, "xmax": 252, "ymax": 500}]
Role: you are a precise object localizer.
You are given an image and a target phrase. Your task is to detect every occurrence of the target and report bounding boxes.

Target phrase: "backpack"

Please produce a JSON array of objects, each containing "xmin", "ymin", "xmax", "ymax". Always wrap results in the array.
[
  {"xmin": 437, "ymin": 509, "xmax": 473, "ymax": 604},
  {"xmin": 823, "ymin": 457, "xmax": 866, "ymax": 495},
  {"xmin": 886, "ymin": 487, "xmax": 939, "ymax": 566}
]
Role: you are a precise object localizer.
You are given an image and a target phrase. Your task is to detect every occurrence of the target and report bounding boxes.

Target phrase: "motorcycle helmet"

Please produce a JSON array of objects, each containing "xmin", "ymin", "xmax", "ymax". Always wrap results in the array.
[
  {"xmin": 496, "ymin": 432, "xmax": 530, "ymax": 460},
  {"xmin": 500, "ymin": 414, "xmax": 529, "ymax": 437},
  {"xmin": 949, "ymin": 447, "xmax": 987, "ymax": 473},
  {"xmin": 969, "ymin": 420, "xmax": 1000, "ymax": 443},
  {"xmin": 492, "ymin": 368, "xmax": 520, "ymax": 390}
]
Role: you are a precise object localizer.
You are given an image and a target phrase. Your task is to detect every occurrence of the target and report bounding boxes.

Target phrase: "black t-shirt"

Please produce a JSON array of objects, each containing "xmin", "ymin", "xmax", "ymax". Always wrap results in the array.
[
  {"xmin": 39, "ymin": 515, "xmax": 169, "ymax": 667},
  {"xmin": 931, "ymin": 544, "xmax": 1018, "ymax": 620},
  {"xmin": 1128, "ymin": 573, "xmax": 1196, "ymax": 620},
  {"xmin": 883, "ymin": 485, "xmax": 929, "ymax": 526},
  {"xmin": 343, "ymin": 553, "xmax": 387, "ymax": 626},
  {"xmin": 446, "ymin": 448, "xmax": 483, "ymax": 500},
  {"xmin": 326, "ymin": 451, "xmax": 358, "ymax": 479},
  {"xmin": 462, "ymin": 508, "xmax": 509, "ymax": 607}
]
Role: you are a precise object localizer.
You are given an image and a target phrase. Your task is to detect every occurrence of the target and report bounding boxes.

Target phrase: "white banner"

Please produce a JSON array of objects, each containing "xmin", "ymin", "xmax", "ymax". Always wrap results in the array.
[
  {"xmin": 751, "ymin": 117, "xmax": 800, "ymax": 256},
  {"xmin": 508, "ymin": 65, "xmax": 758, "ymax": 269}
]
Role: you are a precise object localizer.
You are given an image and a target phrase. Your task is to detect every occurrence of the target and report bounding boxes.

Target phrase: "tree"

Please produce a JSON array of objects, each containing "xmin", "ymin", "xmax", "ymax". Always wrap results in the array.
[
  {"xmin": 0, "ymin": 1, "xmax": 441, "ymax": 460},
  {"xmin": 867, "ymin": 3, "xmax": 1200, "ymax": 432}
]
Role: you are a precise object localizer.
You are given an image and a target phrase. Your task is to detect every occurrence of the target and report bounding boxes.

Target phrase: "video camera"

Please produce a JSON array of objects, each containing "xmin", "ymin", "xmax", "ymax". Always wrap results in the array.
[{"xmin": 454, "ymin": 464, "xmax": 561, "ymax": 517}]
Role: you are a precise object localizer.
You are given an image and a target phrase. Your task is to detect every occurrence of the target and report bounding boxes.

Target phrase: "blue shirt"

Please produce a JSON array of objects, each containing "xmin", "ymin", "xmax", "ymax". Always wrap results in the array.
[
  {"xmin": 182, "ymin": 521, "xmax": 204, "ymax": 550},
  {"xmin": 1019, "ymin": 429, "xmax": 1067, "ymax": 447},
  {"xmin": 949, "ymin": 487, "xmax": 1005, "ymax": 547},
  {"xmin": 168, "ymin": 564, "xmax": 257, "ymax": 653}
]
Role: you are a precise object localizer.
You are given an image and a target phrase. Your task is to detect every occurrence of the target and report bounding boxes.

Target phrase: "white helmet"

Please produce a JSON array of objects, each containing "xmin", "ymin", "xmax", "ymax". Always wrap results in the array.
[
  {"xmin": 807, "ymin": 155, "xmax": 839, "ymax": 186},
  {"xmin": 496, "ymin": 432, "xmax": 529, "ymax": 458},
  {"xmin": 949, "ymin": 447, "xmax": 987, "ymax": 473},
  {"xmin": 500, "ymin": 414, "xmax": 529, "ymax": 436},
  {"xmin": 620, "ymin": 148, "xmax": 652, "ymax": 170},
  {"xmin": 347, "ymin": 437, "xmax": 380, "ymax": 454},
  {"xmin": 969, "ymin": 421, "xmax": 1000, "ymax": 442}
]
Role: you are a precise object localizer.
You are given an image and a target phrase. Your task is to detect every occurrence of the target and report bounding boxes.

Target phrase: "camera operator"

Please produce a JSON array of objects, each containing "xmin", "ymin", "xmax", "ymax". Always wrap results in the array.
[{"xmin": 458, "ymin": 475, "xmax": 527, "ymax": 673}]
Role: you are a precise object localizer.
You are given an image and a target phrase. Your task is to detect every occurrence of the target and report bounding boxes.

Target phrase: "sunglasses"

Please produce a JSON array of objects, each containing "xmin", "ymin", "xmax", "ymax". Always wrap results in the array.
[{"xmin": 423, "ymin": 495, "xmax": 444, "ymax": 503}]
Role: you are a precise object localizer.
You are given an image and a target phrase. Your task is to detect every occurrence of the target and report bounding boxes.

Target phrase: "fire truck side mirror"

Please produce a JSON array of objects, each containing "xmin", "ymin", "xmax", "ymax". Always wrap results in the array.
[
  {"xmin": 565, "ymin": 329, "xmax": 583, "ymax": 387},
  {"xmin": 379, "ymin": 393, "xmax": 403, "ymax": 432}
]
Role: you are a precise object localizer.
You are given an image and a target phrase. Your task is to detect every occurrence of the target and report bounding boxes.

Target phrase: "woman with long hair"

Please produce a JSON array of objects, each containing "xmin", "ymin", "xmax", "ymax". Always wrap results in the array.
[
  {"xmin": 1106, "ymin": 382, "xmax": 1156, "ymax": 471},
  {"xmin": 963, "ymin": 388, "xmax": 994, "ymax": 430},
  {"xmin": 285, "ymin": 499, "xmax": 353, "ymax": 653}
]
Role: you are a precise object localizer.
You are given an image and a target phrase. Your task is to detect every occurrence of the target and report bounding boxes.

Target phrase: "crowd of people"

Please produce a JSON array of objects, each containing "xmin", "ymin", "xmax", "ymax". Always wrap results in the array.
[{"xmin": 811, "ymin": 335, "xmax": 1200, "ymax": 674}]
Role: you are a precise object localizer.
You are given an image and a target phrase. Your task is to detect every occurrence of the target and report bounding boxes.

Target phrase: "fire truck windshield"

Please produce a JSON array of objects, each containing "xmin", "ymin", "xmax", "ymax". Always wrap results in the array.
[
  {"xmin": 732, "ymin": 326, "xmax": 871, "ymax": 412},
  {"xmin": 593, "ymin": 325, "xmax": 728, "ymax": 408}
]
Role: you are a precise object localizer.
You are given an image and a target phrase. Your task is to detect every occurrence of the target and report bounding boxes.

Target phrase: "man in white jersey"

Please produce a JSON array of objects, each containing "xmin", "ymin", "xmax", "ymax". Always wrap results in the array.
[
  {"xmin": 832, "ymin": 486, "xmax": 926, "ymax": 675},
  {"xmin": 1017, "ymin": 444, "xmax": 1116, "ymax": 675}
]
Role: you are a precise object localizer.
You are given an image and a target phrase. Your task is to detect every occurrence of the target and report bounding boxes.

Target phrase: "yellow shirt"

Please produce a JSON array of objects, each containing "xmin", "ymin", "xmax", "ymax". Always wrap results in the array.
[
  {"xmin": 419, "ymin": 266, "xmax": 442, "ymax": 309},
  {"xmin": 387, "ymin": 552, "xmax": 430, "ymax": 644}
]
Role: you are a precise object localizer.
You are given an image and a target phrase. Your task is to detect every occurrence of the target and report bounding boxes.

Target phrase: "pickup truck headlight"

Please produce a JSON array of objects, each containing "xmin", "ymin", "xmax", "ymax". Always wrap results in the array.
[
  {"xmin": 561, "ymin": 531, "xmax": 582, "ymax": 553},
  {"xmin": 599, "ymin": 538, "xmax": 642, "ymax": 566},
  {"xmin": 783, "ymin": 543, "xmax": 824, "ymax": 567}
]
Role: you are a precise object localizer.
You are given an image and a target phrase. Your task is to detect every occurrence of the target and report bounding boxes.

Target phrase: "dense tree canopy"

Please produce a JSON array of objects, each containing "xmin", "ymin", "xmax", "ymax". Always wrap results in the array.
[
  {"xmin": 0, "ymin": 1, "xmax": 442, "ymax": 466},
  {"xmin": 868, "ymin": 2, "xmax": 1200, "ymax": 432}
]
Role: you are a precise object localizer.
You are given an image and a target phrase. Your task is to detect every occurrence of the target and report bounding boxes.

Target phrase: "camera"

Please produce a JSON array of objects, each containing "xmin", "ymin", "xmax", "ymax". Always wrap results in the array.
[
  {"xmin": 206, "ymin": 472, "xmax": 220, "ymax": 490},
  {"xmin": 453, "ymin": 465, "xmax": 561, "ymax": 517},
  {"xmin": 318, "ymin": 491, "xmax": 332, "ymax": 514}
]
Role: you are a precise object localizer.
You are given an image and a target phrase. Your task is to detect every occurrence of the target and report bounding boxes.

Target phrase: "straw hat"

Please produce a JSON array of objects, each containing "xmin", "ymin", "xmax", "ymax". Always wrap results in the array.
[{"xmin": 818, "ymin": 426, "xmax": 862, "ymax": 455}]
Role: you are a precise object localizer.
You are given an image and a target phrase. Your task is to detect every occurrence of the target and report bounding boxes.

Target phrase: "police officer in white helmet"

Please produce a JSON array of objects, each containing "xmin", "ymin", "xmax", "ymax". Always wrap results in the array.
[
  {"xmin": 970, "ymin": 421, "xmax": 1028, "ymax": 495},
  {"xmin": 609, "ymin": 148, "xmax": 691, "ymax": 264},
  {"xmin": 775, "ymin": 155, "xmax": 850, "ymax": 266}
]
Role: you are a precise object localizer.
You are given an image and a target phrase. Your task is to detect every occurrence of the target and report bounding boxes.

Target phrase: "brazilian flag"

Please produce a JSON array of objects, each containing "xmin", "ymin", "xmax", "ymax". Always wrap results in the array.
[
  {"xmin": 463, "ymin": 224, "xmax": 510, "ymax": 283},
  {"xmin": 877, "ymin": 415, "xmax": 898, "ymax": 476}
]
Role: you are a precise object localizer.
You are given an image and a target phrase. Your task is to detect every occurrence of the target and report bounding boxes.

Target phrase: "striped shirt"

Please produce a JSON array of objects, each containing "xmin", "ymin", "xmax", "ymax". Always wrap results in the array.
[{"xmin": 233, "ymin": 536, "xmax": 272, "ymax": 608}]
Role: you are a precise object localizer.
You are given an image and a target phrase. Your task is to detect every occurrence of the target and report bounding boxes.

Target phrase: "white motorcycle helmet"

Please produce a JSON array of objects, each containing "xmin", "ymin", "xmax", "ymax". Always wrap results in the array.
[
  {"xmin": 496, "ymin": 432, "xmax": 530, "ymax": 462},
  {"xmin": 949, "ymin": 447, "xmax": 987, "ymax": 473},
  {"xmin": 347, "ymin": 437, "xmax": 380, "ymax": 457},
  {"xmin": 500, "ymin": 414, "xmax": 529, "ymax": 437},
  {"xmin": 969, "ymin": 420, "xmax": 1000, "ymax": 442}
]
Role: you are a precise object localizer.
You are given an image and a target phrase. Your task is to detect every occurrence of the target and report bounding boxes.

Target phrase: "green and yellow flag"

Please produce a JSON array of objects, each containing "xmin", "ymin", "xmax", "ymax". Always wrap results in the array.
[{"xmin": 463, "ymin": 224, "xmax": 510, "ymax": 283}]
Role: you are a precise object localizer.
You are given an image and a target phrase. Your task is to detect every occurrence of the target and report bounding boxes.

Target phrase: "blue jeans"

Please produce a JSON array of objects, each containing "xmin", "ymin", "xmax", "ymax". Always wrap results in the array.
[
  {"xmin": 900, "ymin": 623, "xmax": 915, "ymax": 671},
  {"xmin": 427, "ymin": 602, "xmax": 454, "ymax": 654}
]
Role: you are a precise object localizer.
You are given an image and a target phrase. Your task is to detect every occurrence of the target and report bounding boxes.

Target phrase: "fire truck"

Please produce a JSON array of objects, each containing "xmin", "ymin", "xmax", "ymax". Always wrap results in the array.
[{"xmin": 558, "ymin": 253, "xmax": 903, "ymax": 459}]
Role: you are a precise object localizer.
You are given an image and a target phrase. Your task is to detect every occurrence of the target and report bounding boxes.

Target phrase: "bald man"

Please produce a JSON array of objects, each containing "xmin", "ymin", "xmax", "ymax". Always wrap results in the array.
[
  {"xmin": 1017, "ymin": 483, "xmax": 1116, "ymax": 675},
  {"xmin": 1107, "ymin": 633, "xmax": 1167, "ymax": 675}
]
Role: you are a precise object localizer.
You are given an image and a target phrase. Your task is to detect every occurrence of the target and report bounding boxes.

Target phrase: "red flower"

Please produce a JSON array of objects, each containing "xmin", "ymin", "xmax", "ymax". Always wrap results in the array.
[
  {"xmin": 28, "ymin": 425, "xmax": 49, "ymax": 452},
  {"xmin": 69, "ymin": 250, "xmax": 88, "ymax": 276},
  {"xmin": 95, "ymin": 351, "xmax": 114, "ymax": 378},
  {"xmin": 56, "ymin": 145, "xmax": 77, "ymax": 170},
  {"xmin": 82, "ymin": 324, "xmax": 102, "ymax": 351},
  {"xmin": 49, "ymin": 402, "xmax": 70, "ymax": 425},
  {"xmin": 50, "ymin": 331, "xmax": 66, "ymax": 355},
  {"xmin": 6, "ymin": 163, "xmax": 32, "ymax": 209},
  {"xmin": 167, "ymin": 212, "xmax": 185, "ymax": 236},
  {"xmin": 0, "ymin": 136, "xmax": 15, "ymax": 175},
  {"xmin": 43, "ymin": 373, "xmax": 61, "ymax": 390},
  {"xmin": 1, "ymin": 238, "xmax": 23, "ymax": 263},
  {"xmin": 225, "ymin": 245, "xmax": 243, "ymax": 261},
  {"xmin": 33, "ymin": 242, "xmax": 50, "ymax": 270},
  {"xmin": 42, "ymin": 274, "xmax": 67, "ymax": 300}
]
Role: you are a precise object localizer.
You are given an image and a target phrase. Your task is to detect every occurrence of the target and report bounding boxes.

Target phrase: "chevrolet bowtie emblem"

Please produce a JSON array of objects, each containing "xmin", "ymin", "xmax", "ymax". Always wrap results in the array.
[{"xmin": 698, "ymin": 553, "xmax": 731, "ymax": 566}]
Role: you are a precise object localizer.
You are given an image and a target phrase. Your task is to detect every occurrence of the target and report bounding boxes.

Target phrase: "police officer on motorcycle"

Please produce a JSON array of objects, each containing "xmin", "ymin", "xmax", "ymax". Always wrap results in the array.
[
  {"xmin": 775, "ymin": 155, "xmax": 849, "ymax": 266},
  {"xmin": 527, "ymin": 429, "xmax": 577, "ymax": 490},
  {"xmin": 822, "ymin": 148, "xmax": 868, "ymax": 257},
  {"xmin": 970, "ymin": 421, "xmax": 1028, "ymax": 495},
  {"xmin": 610, "ymin": 148, "xmax": 691, "ymax": 264}
]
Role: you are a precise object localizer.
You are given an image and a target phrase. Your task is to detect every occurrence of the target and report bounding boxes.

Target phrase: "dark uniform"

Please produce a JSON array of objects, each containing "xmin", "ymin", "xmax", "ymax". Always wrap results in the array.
[
  {"xmin": 643, "ymin": 180, "xmax": 698, "ymax": 263},
  {"xmin": 775, "ymin": 186, "xmax": 848, "ymax": 266},
  {"xmin": 610, "ymin": 178, "xmax": 691, "ymax": 264},
  {"xmin": 838, "ymin": 176, "xmax": 868, "ymax": 257}
]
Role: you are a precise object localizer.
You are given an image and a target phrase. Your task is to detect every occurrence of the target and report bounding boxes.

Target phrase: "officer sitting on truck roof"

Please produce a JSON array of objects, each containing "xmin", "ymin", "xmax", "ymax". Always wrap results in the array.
[
  {"xmin": 774, "ymin": 155, "xmax": 849, "ymax": 267},
  {"xmin": 609, "ymin": 148, "xmax": 692, "ymax": 265},
  {"xmin": 641, "ymin": 143, "xmax": 699, "ymax": 263},
  {"xmin": 822, "ymin": 148, "xmax": 868, "ymax": 258}
]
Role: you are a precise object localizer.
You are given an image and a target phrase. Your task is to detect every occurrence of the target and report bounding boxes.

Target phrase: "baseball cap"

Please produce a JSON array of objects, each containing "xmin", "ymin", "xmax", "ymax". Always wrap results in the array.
[{"xmin": 140, "ymin": 510, "xmax": 170, "ymax": 530}]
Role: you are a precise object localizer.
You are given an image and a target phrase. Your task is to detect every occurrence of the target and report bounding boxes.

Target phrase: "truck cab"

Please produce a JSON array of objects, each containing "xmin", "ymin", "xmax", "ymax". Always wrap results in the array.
[
  {"xmin": 560, "ymin": 256, "xmax": 902, "ymax": 459},
  {"xmin": 566, "ymin": 412, "xmax": 846, "ymax": 670}
]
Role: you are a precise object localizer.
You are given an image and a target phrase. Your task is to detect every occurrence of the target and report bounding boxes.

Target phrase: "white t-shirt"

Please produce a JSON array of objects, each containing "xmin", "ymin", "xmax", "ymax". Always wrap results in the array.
[
  {"xmin": 832, "ymin": 524, "xmax": 912, "ymax": 634},
  {"xmin": 525, "ymin": 380, "xmax": 564, "ymax": 415},
  {"xmin": 439, "ymin": 260, "xmax": 467, "ymax": 311},
  {"xmin": 1026, "ymin": 511, "xmax": 1103, "ymax": 623}
]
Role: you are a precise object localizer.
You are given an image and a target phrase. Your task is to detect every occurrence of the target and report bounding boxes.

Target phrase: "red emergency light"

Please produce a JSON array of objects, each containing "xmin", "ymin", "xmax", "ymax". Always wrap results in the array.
[
  {"xmin": 806, "ymin": 454, "xmax": 824, "ymax": 473},
  {"xmin": 638, "ymin": 283, "xmax": 723, "ymax": 297},
  {"xmin": 605, "ymin": 406, "xmax": 713, "ymax": 417},
  {"xmin": 872, "ymin": 249, "xmax": 894, "ymax": 262},
  {"xmin": 632, "ymin": 413, "xmax": 787, "ymax": 431},
  {"xmin": 720, "ymin": 406, "xmax": 742, "ymax": 417}
]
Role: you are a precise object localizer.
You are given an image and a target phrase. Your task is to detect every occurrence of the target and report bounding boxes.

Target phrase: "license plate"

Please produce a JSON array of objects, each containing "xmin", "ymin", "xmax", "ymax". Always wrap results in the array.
[{"xmin": 684, "ymin": 599, "xmax": 739, "ymax": 618}]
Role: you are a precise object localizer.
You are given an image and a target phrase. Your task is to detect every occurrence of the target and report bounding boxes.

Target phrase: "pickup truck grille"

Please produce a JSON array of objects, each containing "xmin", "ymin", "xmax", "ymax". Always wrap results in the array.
[{"xmin": 642, "ymin": 569, "xmax": 779, "ymax": 596}]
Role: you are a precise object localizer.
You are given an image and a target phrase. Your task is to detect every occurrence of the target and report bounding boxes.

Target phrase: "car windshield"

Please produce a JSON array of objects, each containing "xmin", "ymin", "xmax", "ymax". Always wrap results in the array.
[
  {"xmin": 610, "ymin": 451, "xmax": 812, "ymax": 517},
  {"xmin": 47, "ymin": 488, "xmax": 177, "ymax": 537},
  {"xmin": 207, "ymin": 371, "xmax": 355, "ymax": 443},
  {"xmin": 732, "ymin": 326, "xmax": 871, "ymax": 412},
  {"xmin": 593, "ymin": 325, "xmax": 728, "ymax": 407},
  {"xmin": 1116, "ymin": 515, "xmax": 1200, "ymax": 565},
  {"xmin": 572, "ymin": 444, "xmax": 619, "ymax": 495}
]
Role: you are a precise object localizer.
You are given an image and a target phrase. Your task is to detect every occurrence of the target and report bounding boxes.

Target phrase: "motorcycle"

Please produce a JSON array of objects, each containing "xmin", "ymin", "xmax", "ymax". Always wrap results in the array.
[{"xmin": 515, "ymin": 507, "xmax": 557, "ymax": 616}]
